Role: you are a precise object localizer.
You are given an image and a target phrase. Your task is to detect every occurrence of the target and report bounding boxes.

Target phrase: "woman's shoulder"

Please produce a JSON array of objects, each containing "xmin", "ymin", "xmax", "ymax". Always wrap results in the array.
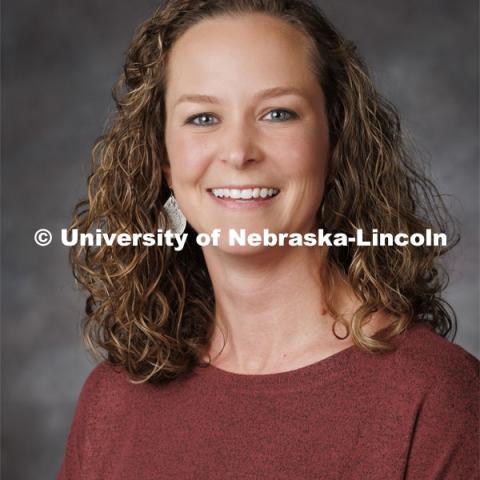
[
  {"xmin": 384, "ymin": 324, "xmax": 480, "ymax": 479},
  {"xmin": 80, "ymin": 360, "xmax": 128, "ymax": 393},
  {"xmin": 387, "ymin": 322, "xmax": 479, "ymax": 393},
  {"xmin": 76, "ymin": 360, "xmax": 141, "ymax": 413},
  {"xmin": 396, "ymin": 323, "xmax": 478, "ymax": 370},
  {"xmin": 70, "ymin": 360, "xmax": 160, "ymax": 440}
]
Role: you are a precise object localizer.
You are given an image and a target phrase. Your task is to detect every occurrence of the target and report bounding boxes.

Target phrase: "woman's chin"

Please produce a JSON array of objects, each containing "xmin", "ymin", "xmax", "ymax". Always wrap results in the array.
[
  {"xmin": 217, "ymin": 245, "xmax": 281, "ymax": 258},
  {"xmin": 202, "ymin": 237, "xmax": 284, "ymax": 257}
]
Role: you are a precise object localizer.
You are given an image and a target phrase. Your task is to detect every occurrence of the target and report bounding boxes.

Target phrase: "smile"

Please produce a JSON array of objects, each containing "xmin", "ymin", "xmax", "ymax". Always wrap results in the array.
[
  {"xmin": 208, "ymin": 187, "xmax": 280, "ymax": 199},
  {"xmin": 207, "ymin": 186, "xmax": 281, "ymax": 209}
]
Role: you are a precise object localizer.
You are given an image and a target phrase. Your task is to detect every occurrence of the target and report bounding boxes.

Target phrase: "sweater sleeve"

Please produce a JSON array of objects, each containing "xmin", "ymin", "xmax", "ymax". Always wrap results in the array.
[
  {"xmin": 56, "ymin": 362, "xmax": 109, "ymax": 480},
  {"xmin": 405, "ymin": 351, "xmax": 479, "ymax": 479}
]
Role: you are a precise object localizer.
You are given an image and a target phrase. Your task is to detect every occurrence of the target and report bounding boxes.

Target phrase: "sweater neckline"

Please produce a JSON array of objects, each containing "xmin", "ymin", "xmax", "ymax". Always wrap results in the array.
[
  {"xmin": 195, "ymin": 341, "xmax": 358, "ymax": 388},
  {"xmin": 193, "ymin": 322, "xmax": 428, "ymax": 389}
]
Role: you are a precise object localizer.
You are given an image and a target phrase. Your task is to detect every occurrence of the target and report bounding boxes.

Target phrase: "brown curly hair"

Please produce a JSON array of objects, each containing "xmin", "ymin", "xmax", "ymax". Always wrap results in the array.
[{"xmin": 68, "ymin": 0, "xmax": 459, "ymax": 384}]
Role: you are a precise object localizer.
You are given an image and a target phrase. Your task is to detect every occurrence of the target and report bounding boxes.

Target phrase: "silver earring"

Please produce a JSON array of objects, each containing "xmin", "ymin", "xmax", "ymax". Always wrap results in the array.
[{"xmin": 163, "ymin": 189, "xmax": 186, "ymax": 235}]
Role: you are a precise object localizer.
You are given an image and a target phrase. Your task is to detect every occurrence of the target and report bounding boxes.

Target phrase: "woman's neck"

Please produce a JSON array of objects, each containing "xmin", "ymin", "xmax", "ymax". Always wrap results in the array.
[{"xmin": 200, "ymin": 244, "xmax": 358, "ymax": 374}]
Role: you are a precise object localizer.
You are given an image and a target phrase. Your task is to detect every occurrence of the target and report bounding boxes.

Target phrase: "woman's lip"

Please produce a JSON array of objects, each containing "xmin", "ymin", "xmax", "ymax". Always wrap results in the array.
[
  {"xmin": 207, "ymin": 190, "xmax": 279, "ymax": 209},
  {"xmin": 207, "ymin": 186, "xmax": 279, "ymax": 190}
]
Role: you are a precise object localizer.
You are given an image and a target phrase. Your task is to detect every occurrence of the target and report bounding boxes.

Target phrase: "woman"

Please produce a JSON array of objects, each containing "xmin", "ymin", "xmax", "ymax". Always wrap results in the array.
[{"xmin": 58, "ymin": 0, "xmax": 478, "ymax": 478}]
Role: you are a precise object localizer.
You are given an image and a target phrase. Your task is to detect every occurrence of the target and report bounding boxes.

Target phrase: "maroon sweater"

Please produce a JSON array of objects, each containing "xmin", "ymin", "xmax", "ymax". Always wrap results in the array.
[{"xmin": 57, "ymin": 323, "xmax": 479, "ymax": 479}]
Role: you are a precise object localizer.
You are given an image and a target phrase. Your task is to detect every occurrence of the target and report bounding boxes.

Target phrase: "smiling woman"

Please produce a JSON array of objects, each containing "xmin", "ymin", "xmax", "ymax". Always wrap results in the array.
[
  {"xmin": 58, "ymin": 0, "xmax": 479, "ymax": 479},
  {"xmin": 163, "ymin": 13, "xmax": 329, "ymax": 254}
]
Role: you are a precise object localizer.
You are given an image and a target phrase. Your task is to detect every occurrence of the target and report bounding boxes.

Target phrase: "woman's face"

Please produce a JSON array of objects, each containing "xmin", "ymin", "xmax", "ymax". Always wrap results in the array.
[{"xmin": 164, "ymin": 13, "xmax": 330, "ymax": 252}]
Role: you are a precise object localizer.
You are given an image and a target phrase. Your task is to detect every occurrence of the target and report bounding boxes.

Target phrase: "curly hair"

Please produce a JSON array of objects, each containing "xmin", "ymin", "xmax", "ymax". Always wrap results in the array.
[{"xmin": 68, "ymin": 0, "xmax": 459, "ymax": 384}]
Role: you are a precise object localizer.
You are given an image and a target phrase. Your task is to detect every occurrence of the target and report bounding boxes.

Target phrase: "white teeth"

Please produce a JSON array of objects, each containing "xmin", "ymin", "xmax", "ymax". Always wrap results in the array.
[{"xmin": 211, "ymin": 187, "xmax": 279, "ymax": 199}]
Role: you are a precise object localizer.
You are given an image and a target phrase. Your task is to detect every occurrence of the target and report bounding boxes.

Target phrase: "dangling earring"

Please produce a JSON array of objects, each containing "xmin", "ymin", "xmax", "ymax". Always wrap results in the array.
[{"xmin": 163, "ymin": 188, "xmax": 186, "ymax": 235}]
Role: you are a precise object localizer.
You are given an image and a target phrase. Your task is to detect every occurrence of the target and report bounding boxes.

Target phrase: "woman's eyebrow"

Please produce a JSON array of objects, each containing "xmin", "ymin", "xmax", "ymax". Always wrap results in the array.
[{"xmin": 173, "ymin": 86, "xmax": 308, "ymax": 108}]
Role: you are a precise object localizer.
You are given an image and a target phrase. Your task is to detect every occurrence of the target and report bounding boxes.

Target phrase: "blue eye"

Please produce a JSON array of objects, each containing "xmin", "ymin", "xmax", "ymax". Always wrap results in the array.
[
  {"xmin": 186, "ymin": 113, "xmax": 218, "ymax": 126},
  {"xmin": 185, "ymin": 109, "xmax": 297, "ymax": 126},
  {"xmin": 263, "ymin": 109, "xmax": 297, "ymax": 121}
]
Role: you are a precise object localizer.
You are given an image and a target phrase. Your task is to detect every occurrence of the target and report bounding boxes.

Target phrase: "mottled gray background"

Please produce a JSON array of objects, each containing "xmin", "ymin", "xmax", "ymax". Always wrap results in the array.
[{"xmin": 2, "ymin": 0, "xmax": 478, "ymax": 478}]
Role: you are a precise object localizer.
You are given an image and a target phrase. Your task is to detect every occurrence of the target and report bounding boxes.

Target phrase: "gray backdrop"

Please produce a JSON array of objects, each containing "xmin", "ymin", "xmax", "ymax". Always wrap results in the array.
[{"xmin": 3, "ymin": 0, "xmax": 478, "ymax": 478}]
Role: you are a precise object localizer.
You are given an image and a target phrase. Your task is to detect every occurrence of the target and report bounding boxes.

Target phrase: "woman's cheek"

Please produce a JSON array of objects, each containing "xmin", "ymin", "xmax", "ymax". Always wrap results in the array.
[{"xmin": 168, "ymin": 133, "xmax": 206, "ymax": 181}]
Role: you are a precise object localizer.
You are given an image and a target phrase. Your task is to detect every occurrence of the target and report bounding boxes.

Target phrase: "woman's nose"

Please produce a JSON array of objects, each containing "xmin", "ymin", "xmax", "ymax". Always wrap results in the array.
[{"xmin": 220, "ymin": 120, "xmax": 262, "ymax": 169}]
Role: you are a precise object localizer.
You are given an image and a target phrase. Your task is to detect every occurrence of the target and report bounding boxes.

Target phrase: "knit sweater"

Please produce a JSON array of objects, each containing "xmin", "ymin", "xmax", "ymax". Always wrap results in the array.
[{"xmin": 57, "ymin": 323, "xmax": 479, "ymax": 479}]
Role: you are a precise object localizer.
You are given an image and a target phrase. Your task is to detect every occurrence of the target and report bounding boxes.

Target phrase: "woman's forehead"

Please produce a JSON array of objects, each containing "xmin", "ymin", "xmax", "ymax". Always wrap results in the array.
[
  {"xmin": 165, "ymin": 13, "xmax": 319, "ymax": 102},
  {"xmin": 171, "ymin": 12, "xmax": 312, "ymax": 51}
]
